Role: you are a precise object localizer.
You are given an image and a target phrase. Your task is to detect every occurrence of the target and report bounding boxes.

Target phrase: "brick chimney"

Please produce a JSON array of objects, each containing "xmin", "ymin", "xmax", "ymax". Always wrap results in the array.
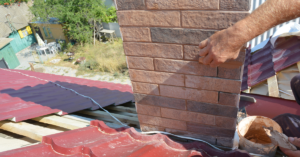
[{"xmin": 116, "ymin": 0, "xmax": 250, "ymax": 147}]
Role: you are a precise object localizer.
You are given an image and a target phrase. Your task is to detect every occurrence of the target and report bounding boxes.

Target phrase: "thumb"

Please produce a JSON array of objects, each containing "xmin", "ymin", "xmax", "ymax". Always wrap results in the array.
[{"xmin": 289, "ymin": 137, "xmax": 300, "ymax": 147}]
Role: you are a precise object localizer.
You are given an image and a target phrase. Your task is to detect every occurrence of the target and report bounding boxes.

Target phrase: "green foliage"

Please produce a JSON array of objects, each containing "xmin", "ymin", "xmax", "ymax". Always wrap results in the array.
[
  {"xmin": 102, "ymin": 7, "xmax": 118, "ymax": 23},
  {"xmin": 0, "ymin": 0, "xmax": 28, "ymax": 5},
  {"xmin": 29, "ymin": 0, "xmax": 117, "ymax": 44}
]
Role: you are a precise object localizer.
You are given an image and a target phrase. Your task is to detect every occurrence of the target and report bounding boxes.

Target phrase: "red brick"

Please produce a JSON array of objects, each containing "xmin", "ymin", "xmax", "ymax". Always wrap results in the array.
[
  {"xmin": 185, "ymin": 75, "xmax": 241, "ymax": 94},
  {"xmin": 217, "ymin": 137, "xmax": 234, "ymax": 147},
  {"xmin": 187, "ymin": 122, "xmax": 235, "ymax": 138},
  {"xmin": 165, "ymin": 128, "xmax": 217, "ymax": 144},
  {"xmin": 184, "ymin": 45, "xmax": 245, "ymax": 63},
  {"xmin": 120, "ymin": 27, "xmax": 151, "ymax": 42},
  {"xmin": 129, "ymin": 69, "xmax": 185, "ymax": 86},
  {"xmin": 161, "ymin": 108, "xmax": 215, "ymax": 125},
  {"xmin": 138, "ymin": 114, "xmax": 187, "ymax": 130},
  {"xmin": 117, "ymin": 11, "xmax": 180, "ymax": 27},
  {"xmin": 182, "ymin": 11, "xmax": 249, "ymax": 29},
  {"xmin": 116, "ymin": 0, "xmax": 145, "ymax": 10},
  {"xmin": 220, "ymin": 0, "xmax": 250, "ymax": 11},
  {"xmin": 187, "ymin": 100, "xmax": 238, "ymax": 118},
  {"xmin": 134, "ymin": 94, "xmax": 186, "ymax": 110},
  {"xmin": 146, "ymin": 0, "xmax": 219, "ymax": 10},
  {"xmin": 218, "ymin": 67, "xmax": 242, "ymax": 80},
  {"xmin": 136, "ymin": 104, "xmax": 161, "ymax": 117},
  {"xmin": 219, "ymin": 92, "xmax": 239, "ymax": 107},
  {"xmin": 154, "ymin": 59, "xmax": 217, "ymax": 77},
  {"xmin": 140, "ymin": 123, "xmax": 165, "ymax": 132},
  {"xmin": 123, "ymin": 42, "xmax": 183, "ymax": 59},
  {"xmin": 127, "ymin": 56, "xmax": 154, "ymax": 70},
  {"xmin": 132, "ymin": 82, "xmax": 159, "ymax": 95},
  {"xmin": 151, "ymin": 27, "xmax": 216, "ymax": 45},
  {"xmin": 215, "ymin": 116, "xmax": 236, "ymax": 130},
  {"xmin": 160, "ymin": 85, "xmax": 218, "ymax": 104}
]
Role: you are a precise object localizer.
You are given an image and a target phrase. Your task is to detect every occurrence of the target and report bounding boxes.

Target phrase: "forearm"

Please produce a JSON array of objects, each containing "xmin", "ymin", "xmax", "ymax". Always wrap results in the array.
[{"xmin": 229, "ymin": 0, "xmax": 300, "ymax": 46}]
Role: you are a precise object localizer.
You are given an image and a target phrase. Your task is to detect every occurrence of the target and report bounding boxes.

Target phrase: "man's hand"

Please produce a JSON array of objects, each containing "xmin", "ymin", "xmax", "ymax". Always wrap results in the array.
[
  {"xmin": 198, "ymin": 0, "xmax": 300, "ymax": 68},
  {"xmin": 280, "ymin": 137, "xmax": 300, "ymax": 157},
  {"xmin": 198, "ymin": 29, "xmax": 243, "ymax": 67}
]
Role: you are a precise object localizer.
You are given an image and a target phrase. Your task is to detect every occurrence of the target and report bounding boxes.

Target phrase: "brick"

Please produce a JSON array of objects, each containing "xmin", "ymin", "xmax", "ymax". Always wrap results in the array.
[
  {"xmin": 160, "ymin": 85, "xmax": 218, "ymax": 104},
  {"xmin": 140, "ymin": 123, "xmax": 165, "ymax": 132},
  {"xmin": 184, "ymin": 45, "xmax": 245, "ymax": 63},
  {"xmin": 146, "ymin": 0, "xmax": 219, "ymax": 10},
  {"xmin": 117, "ymin": 11, "xmax": 180, "ymax": 27},
  {"xmin": 182, "ymin": 11, "xmax": 248, "ymax": 29},
  {"xmin": 129, "ymin": 69, "xmax": 185, "ymax": 86},
  {"xmin": 120, "ymin": 27, "xmax": 151, "ymax": 42},
  {"xmin": 134, "ymin": 94, "xmax": 186, "ymax": 110},
  {"xmin": 187, "ymin": 122, "xmax": 235, "ymax": 138},
  {"xmin": 132, "ymin": 82, "xmax": 159, "ymax": 95},
  {"xmin": 187, "ymin": 101, "xmax": 238, "ymax": 118},
  {"xmin": 138, "ymin": 114, "xmax": 187, "ymax": 130},
  {"xmin": 116, "ymin": 0, "xmax": 145, "ymax": 10},
  {"xmin": 154, "ymin": 59, "xmax": 217, "ymax": 77},
  {"xmin": 220, "ymin": 0, "xmax": 250, "ymax": 11},
  {"xmin": 123, "ymin": 42, "xmax": 183, "ymax": 59},
  {"xmin": 183, "ymin": 45, "xmax": 201, "ymax": 61},
  {"xmin": 136, "ymin": 104, "xmax": 161, "ymax": 117},
  {"xmin": 165, "ymin": 128, "xmax": 217, "ymax": 144},
  {"xmin": 185, "ymin": 75, "xmax": 241, "ymax": 94},
  {"xmin": 127, "ymin": 56, "xmax": 154, "ymax": 70},
  {"xmin": 151, "ymin": 27, "xmax": 216, "ymax": 45},
  {"xmin": 217, "ymin": 137, "xmax": 234, "ymax": 147},
  {"xmin": 219, "ymin": 92, "xmax": 239, "ymax": 107},
  {"xmin": 161, "ymin": 108, "xmax": 215, "ymax": 125},
  {"xmin": 215, "ymin": 116, "xmax": 236, "ymax": 130},
  {"xmin": 218, "ymin": 67, "xmax": 242, "ymax": 80}
]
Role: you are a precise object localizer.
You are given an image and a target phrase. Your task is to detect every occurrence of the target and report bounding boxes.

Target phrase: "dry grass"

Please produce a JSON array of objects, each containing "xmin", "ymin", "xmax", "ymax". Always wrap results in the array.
[{"xmin": 45, "ymin": 39, "xmax": 128, "ymax": 76}]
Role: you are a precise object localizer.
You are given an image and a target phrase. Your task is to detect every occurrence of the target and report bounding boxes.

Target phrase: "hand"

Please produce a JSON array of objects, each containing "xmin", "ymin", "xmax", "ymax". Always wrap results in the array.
[
  {"xmin": 280, "ymin": 137, "xmax": 300, "ymax": 157},
  {"xmin": 198, "ymin": 28, "xmax": 244, "ymax": 68}
]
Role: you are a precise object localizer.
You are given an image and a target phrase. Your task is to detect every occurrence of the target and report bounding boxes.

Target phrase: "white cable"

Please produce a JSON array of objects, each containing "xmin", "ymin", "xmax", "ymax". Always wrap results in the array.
[
  {"xmin": 1, "ymin": 69, "xmax": 128, "ymax": 127},
  {"xmin": 2, "ymin": 69, "xmax": 239, "ymax": 152},
  {"xmin": 140, "ymin": 131, "xmax": 223, "ymax": 151}
]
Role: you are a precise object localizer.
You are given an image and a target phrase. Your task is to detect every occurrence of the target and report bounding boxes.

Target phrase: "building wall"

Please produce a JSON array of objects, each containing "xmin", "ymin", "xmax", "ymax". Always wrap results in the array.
[
  {"xmin": 0, "ymin": 43, "xmax": 20, "ymax": 69},
  {"xmin": 116, "ymin": 0, "xmax": 250, "ymax": 147},
  {"xmin": 33, "ymin": 23, "xmax": 68, "ymax": 43},
  {"xmin": 8, "ymin": 30, "xmax": 36, "ymax": 54}
]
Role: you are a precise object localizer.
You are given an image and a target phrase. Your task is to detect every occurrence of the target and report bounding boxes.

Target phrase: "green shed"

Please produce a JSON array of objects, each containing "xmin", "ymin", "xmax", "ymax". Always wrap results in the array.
[{"xmin": 0, "ymin": 38, "xmax": 20, "ymax": 69}]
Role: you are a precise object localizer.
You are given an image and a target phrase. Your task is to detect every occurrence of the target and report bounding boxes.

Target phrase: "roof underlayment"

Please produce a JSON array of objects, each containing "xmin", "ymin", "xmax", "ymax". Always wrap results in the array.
[{"xmin": 0, "ymin": 69, "xmax": 134, "ymax": 122}]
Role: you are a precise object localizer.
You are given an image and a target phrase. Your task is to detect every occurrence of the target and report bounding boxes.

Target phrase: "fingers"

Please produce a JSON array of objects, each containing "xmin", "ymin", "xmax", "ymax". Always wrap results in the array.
[
  {"xmin": 280, "ymin": 147, "xmax": 300, "ymax": 157},
  {"xmin": 289, "ymin": 137, "xmax": 300, "ymax": 147},
  {"xmin": 202, "ymin": 53, "xmax": 213, "ymax": 65},
  {"xmin": 199, "ymin": 46, "xmax": 209, "ymax": 57},
  {"xmin": 210, "ymin": 59, "xmax": 220, "ymax": 68},
  {"xmin": 199, "ymin": 39, "xmax": 208, "ymax": 49}
]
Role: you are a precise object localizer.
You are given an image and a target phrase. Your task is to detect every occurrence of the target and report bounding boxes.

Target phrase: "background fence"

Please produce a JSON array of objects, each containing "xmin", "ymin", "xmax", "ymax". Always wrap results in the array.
[{"xmin": 248, "ymin": 0, "xmax": 300, "ymax": 48}]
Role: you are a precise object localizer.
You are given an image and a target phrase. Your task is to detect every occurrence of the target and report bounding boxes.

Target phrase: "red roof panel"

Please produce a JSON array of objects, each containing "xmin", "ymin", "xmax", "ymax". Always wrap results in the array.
[
  {"xmin": 242, "ymin": 36, "xmax": 300, "ymax": 90},
  {"xmin": 0, "ymin": 69, "xmax": 134, "ymax": 122},
  {"xmin": 0, "ymin": 120, "xmax": 251, "ymax": 157}
]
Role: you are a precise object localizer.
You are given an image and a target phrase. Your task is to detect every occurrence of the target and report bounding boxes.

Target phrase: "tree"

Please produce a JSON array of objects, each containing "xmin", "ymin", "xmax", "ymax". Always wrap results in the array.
[{"xmin": 30, "ymin": 0, "xmax": 109, "ymax": 45}]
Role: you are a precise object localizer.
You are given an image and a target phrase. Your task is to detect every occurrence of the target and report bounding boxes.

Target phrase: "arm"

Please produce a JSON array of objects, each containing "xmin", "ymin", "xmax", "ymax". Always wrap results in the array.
[{"xmin": 199, "ymin": 0, "xmax": 300, "ymax": 67}]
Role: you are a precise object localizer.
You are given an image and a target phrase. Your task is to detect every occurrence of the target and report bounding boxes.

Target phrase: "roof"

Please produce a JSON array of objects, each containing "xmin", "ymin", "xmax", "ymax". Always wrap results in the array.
[
  {"xmin": 241, "ymin": 93, "xmax": 300, "ymax": 119},
  {"xmin": 31, "ymin": 17, "xmax": 61, "ymax": 24},
  {"xmin": 242, "ymin": 36, "xmax": 300, "ymax": 90},
  {"xmin": 0, "ymin": 120, "xmax": 251, "ymax": 157},
  {"xmin": 0, "ymin": 69, "xmax": 134, "ymax": 122},
  {"xmin": 0, "ymin": 38, "xmax": 13, "ymax": 49},
  {"xmin": 0, "ymin": 3, "xmax": 32, "ymax": 37}
]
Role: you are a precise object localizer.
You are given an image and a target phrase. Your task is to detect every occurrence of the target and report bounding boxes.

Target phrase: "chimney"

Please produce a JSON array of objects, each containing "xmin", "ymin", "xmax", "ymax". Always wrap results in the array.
[{"xmin": 116, "ymin": 0, "xmax": 250, "ymax": 147}]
